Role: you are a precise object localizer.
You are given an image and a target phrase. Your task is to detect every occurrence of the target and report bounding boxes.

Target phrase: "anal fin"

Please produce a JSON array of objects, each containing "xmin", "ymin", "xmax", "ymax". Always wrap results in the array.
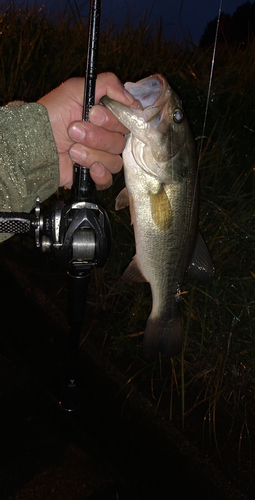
[{"xmin": 122, "ymin": 255, "xmax": 147, "ymax": 283}]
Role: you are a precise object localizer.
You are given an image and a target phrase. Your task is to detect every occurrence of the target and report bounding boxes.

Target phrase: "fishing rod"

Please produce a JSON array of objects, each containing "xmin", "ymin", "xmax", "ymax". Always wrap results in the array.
[
  {"xmin": 0, "ymin": 0, "xmax": 111, "ymax": 411},
  {"xmin": 61, "ymin": 0, "xmax": 109, "ymax": 412}
]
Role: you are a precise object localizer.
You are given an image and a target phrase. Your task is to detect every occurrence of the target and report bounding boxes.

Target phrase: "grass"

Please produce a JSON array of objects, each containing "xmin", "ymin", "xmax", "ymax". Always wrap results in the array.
[{"xmin": 0, "ymin": 1, "xmax": 255, "ymax": 467}]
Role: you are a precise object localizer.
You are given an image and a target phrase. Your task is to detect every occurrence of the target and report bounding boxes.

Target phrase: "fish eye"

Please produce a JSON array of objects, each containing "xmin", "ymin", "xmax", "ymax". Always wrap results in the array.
[{"xmin": 173, "ymin": 109, "xmax": 184, "ymax": 123}]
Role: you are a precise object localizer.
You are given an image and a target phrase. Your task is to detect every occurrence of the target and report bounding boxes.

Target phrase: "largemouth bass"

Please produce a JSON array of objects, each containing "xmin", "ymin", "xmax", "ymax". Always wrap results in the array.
[{"xmin": 101, "ymin": 75, "xmax": 214, "ymax": 357}]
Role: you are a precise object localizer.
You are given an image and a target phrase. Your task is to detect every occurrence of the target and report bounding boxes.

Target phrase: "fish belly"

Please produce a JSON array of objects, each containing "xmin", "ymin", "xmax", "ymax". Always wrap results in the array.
[{"xmin": 123, "ymin": 142, "xmax": 197, "ymax": 356}]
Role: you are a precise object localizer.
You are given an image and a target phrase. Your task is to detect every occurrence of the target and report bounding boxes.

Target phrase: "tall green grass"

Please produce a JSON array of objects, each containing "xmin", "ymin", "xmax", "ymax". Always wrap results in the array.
[{"xmin": 1, "ymin": 1, "xmax": 254, "ymax": 463}]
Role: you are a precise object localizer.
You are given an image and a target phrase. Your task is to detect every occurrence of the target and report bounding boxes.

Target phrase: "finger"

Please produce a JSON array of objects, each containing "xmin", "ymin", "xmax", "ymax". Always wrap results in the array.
[
  {"xmin": 89, "ymin": 105, "xmax": 130, "ymax": 134},
  {"xmin": 69, "ymin": 143, "xmax": 123, "ymax": 175},
  {"xmin": 90, "ymin": 163, "xmax": 113, "ymax": 190},
  {"xmin": 95, "ymin": 72, "xmax": 135, "ymax": 105},
  {"xmin": 68, "ymin": 119, "xmax": 127, "ymax": 154}
]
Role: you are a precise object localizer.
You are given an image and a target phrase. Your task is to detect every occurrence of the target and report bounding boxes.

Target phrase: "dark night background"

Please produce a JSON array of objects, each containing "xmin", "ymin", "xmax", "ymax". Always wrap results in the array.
[
  {"xmin": 1, "ymin": 2, "xmax": 255, "ymax": 499},
  {"xmin": 26, "ymin": 0, "xmax": 253, "ymax": 43}
]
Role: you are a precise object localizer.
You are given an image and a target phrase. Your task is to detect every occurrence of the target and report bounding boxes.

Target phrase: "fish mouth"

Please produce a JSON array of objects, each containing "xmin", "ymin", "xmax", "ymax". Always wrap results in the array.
[
  {"xmin": 125, "ymin": 74, "xmax": 167, "ymax": 110},
  {"xmin": 100, "ymin": 74, "xmax": 169, "ymax": 138}
]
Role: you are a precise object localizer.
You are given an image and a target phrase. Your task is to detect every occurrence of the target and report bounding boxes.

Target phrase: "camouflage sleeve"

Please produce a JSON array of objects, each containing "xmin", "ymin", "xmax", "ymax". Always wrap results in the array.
[{"xmin": 0, "ymin": 101, "xmax": 59, "ymax": 242}]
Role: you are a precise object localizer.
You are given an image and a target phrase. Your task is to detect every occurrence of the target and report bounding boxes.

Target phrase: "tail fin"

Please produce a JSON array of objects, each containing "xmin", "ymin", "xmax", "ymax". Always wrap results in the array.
[{"xmin": 142, "ymin": 312, "xmax": 182, "ymax": 357}]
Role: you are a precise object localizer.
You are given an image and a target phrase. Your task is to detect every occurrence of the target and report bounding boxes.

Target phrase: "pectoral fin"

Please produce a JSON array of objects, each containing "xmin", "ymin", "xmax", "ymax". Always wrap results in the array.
[
  {"xmin": 115, "ymin": 187, "xmax": 129, "ymax": 210},
  {"xmin": 122, "ymin": 255, "xmax": 147, "ymax": 283},
  {"xmin": 186, "ymin": 232, "xmax": 214, "ymax": 284},
  {"xmin": 115, "ymin": 187, "xmax": 135, "ymax": 225},
  {"xmin": 150, "ymin": 186, "xmax": 172, "ymax": 231}
]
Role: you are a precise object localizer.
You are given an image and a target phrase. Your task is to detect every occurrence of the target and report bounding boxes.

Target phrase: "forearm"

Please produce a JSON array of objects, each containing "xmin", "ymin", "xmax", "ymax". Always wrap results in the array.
[{"xmin": 0, "ymin": 101, "xmax": 59, "ymax": 241}]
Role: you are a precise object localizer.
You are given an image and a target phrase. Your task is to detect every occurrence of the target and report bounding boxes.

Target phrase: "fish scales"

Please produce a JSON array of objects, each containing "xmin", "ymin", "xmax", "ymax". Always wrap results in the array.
[{"xmin": 101, "ymin": 74, "xmax": 214, "ymax": 357}]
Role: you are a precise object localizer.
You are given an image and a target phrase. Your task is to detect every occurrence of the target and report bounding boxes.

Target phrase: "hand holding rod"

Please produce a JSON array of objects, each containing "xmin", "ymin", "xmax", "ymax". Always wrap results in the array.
[{"xmin": 72, "ymin": 0, "xmax": 102, "ymax": 203}]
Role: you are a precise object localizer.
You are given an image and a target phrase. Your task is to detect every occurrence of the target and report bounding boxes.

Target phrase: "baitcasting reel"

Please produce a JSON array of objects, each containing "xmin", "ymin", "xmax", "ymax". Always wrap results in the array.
[
  {"xmin": 0, "ymin": 195, "xmax": 111, "ymax": 271},
  {"xmin": 0, "ymin": 188, "xmax": 111, "ymax": 412}
]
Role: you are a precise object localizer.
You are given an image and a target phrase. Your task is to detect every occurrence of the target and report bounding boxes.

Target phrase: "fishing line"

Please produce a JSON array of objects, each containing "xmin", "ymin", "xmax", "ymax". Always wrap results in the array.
[
  {"xmin": 188, "ymin": 0, "xmax": 222, "ymax": 229},
  {"xmin": 185, "ymin": 0, "xmax": 222, "ymax": 252},
  {"xmin": 197, "ymin": 0, "xmax": 222, "ymax": 169},
  {"xmin": 171, "ymin": 0, "xmax": 222, "ymax": 292},
  {"xmin": 180, "ymin": 0, "xmax": 222, "ymax": 422}
]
